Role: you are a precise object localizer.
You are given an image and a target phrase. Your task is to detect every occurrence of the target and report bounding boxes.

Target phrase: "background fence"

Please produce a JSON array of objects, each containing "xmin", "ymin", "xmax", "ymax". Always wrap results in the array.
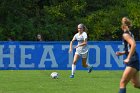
[{"xmin": 0, "ymin": 41, "xmax": 140, "ymax": 70}]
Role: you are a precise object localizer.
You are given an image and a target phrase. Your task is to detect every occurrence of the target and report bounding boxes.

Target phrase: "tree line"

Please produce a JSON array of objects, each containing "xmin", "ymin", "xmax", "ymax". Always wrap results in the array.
[{"xmin": 0, "ymin": 0, "xmax": 140, "ymax": 41}]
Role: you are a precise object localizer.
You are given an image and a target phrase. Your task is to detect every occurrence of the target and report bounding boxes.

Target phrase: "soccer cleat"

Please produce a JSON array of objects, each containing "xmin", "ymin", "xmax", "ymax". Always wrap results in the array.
[
  {"xmin": 88, "ymin": 66, "xmax": 93, "ymax": 73},
  {"xmin": 70, "ymin": 75, "xmax": 74, "ymax": 78}
]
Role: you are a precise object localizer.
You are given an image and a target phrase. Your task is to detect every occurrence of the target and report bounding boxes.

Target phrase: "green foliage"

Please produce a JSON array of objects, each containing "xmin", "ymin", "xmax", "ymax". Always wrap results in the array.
[{"xmin": 0, "ymin": 0, "xmax": 140, "ymax": 41}]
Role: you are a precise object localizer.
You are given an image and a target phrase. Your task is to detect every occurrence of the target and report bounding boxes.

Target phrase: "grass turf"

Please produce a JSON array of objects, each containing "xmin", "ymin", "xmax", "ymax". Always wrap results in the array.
[{"xmin": 0, "ymin": 70, "xmax": 139, "ymax": 93}]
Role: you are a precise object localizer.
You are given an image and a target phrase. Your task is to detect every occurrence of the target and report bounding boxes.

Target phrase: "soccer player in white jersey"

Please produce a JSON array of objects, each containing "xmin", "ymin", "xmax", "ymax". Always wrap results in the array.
[{"xmin": 69, "ymin": 23, "xmax": 93, "ymax": 78}]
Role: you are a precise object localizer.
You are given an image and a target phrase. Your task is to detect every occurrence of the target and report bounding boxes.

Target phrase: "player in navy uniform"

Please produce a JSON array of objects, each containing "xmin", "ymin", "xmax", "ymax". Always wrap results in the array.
[{"xmin": 116, "ymin": 17, "xmax": 140, "ymax": 93}]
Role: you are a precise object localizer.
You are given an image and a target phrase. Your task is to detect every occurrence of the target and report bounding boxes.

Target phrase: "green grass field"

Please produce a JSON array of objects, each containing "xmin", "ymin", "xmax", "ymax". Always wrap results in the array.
[{"xmin": 0, "ymin": 70, "xmax": 139, "ymax": 93}]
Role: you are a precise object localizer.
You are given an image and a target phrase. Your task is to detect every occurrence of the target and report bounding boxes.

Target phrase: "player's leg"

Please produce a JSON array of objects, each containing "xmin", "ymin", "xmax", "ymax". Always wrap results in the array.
[
  {"xmin": 82, "ymin": 58, "xmax": 93, "ymax": 73},
  {"xmin": 130, "ymin": 71, "xmax": 140, "ymax": 88},
  {"xmin": 72, "ymin": 54, "xmax": 79, "ymax": 74},
  {"xmin": 119, "ymin": 67, "xmax": 137, "ymax": 93},
  {"xmin": 70, "ymin": 54, "xmax": 79, "ymax": 78},
  {"xmin": 82, "ymin": 53, "xmax": 93, "ymax": 73},
  {"xmin": 82, "ymin": 58, "xmax": 88, "ymax": 68}
]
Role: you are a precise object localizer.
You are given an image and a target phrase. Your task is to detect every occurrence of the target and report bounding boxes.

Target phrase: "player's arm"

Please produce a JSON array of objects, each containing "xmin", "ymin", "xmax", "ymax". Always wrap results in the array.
[
  {"xmin": 75, "ymin": 39, "xmax": 87, "ymax": 48},
  {"xmin": 123, "ymin": 33, "xmax": 136, "ymax": 63},
  {"xmin": 116, "ymin": 51, "xmax": 126, "ymax": 56},
  {"xmin": 69, "ymin": 37, "xmax": 75, "ymax": 53}
]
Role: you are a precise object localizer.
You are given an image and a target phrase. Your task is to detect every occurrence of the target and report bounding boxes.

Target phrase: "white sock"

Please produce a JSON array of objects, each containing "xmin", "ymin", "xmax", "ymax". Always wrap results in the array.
[
  {"xmin": 87, "ymin": 65, "xmax": 91, "ymax": 69},
  {"xmin": 71, "ymin": 64, "xmax": 76, "ymax": 75}
]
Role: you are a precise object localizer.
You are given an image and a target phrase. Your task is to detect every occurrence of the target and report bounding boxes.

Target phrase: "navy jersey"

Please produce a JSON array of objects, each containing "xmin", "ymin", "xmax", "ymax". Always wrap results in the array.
[
  {"xmin": 122, "ymin": 31, "xmax": 139, "ymax": 71},
  {"xmin": 123, "ymin": 31, "xmax": 134, "ymax": 54}
]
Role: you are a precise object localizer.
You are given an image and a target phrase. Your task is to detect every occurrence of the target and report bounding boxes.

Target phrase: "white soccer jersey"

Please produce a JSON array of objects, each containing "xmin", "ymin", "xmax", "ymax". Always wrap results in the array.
[{"xmin": 73, "ymin": 32, "xmax": 88, "ymax": 54}]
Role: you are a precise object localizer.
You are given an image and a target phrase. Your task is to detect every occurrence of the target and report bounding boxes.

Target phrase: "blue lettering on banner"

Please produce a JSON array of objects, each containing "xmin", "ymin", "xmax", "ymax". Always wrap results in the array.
[{"xmin": 0, "ymin": 41, "xmax": 140, "ymax": 70}]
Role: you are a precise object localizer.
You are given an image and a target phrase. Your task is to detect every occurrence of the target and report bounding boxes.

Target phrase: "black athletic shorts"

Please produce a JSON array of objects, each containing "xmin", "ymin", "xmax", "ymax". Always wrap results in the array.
[{"xmin": 126, "ymin": 52, "xmax": 140, "ymax": 71}]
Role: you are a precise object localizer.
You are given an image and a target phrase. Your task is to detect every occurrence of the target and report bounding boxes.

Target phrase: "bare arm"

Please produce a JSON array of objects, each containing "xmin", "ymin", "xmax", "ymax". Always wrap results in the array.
[
  {"xmin": 116, "ymin": 51, "xmax": 126, "ymax": 56},
  {"xmin": 75, "ymin": 39, "xmax": 87, "ymax": 48},
  {"xmin": 69, "ymin": 37, "xmax": 75, "ymax": 53}
]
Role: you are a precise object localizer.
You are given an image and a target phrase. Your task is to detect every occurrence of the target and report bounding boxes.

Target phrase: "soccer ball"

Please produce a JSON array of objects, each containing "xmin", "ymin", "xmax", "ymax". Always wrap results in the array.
[{"xmin": 50, "ymin": 72, "xmax": 59, "ymax": 79}]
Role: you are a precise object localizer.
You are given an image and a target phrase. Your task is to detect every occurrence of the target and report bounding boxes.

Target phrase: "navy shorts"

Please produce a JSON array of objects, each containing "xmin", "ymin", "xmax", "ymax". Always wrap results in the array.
[{"xmin": 126, "ymin": 52, "xmax": 140, "ymax": 71}]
